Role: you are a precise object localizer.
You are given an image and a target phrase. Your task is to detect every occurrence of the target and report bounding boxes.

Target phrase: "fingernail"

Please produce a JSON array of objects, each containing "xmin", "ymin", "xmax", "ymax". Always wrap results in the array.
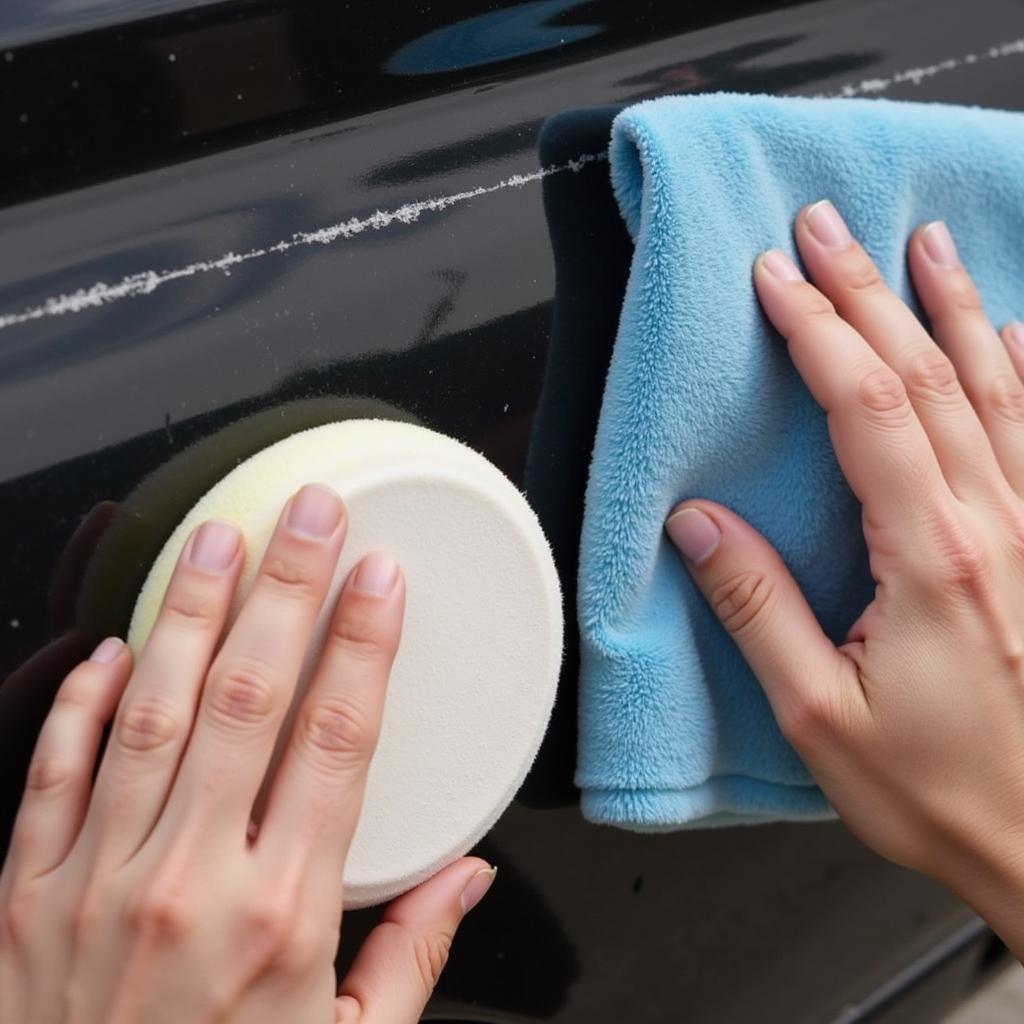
[
  {"xmin": 352, "ymin": 551, "xmax": 399, "ymax": 596},
  {"xmin": 90, "ymin": 636, "xmax": 124, "ymax": 663},
  {"xmin": 665, "ymin": 507, "xmax": 721, "ymax": 566},
  {"xmin": 460, "ymin": 866, "xmax": 497, "ymax": 914},
  {"xmin": 287, "ymin": 484, "xmax": 343, "ymax": 538},
  {"xmin": 189, "ymin": 520, "xmax": 241, "ymax": 571},
  {"xmin": 805, "ymin": 199, "xmax": 853, "ymax": 249},
  {"xmin": 760, "ymin": 249, "xmax": 804, "ymax": 282},
  {"xmin": 921, "ymin": 221, "xmax": 960, "ymax": 268},
  {"xmin": 1006, "ymin": 321, "xmax": 1024, "ymax": 348}
]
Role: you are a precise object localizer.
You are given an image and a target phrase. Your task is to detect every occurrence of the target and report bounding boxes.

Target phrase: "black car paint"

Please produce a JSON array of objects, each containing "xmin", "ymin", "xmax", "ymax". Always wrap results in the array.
[{"xmin": 1, "ymin": 1, "xmax": 1023, "ymax": 1021}]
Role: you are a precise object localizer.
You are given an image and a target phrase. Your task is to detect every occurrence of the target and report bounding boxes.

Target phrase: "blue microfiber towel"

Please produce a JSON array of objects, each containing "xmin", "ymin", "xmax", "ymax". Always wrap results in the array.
[{"xmin": 577, "ymin": 93, "xmax": 1024, "ymax": 830}]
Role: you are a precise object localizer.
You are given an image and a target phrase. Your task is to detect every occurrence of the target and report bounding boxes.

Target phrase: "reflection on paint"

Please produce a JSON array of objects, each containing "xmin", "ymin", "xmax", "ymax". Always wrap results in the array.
[{"xmin": 386, "ymin": 0, "xmax": 601, "ymax": 75}]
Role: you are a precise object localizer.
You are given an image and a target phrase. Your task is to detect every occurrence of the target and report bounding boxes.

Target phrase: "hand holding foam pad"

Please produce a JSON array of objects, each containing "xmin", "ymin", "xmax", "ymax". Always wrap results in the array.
[{"xmin": 129, "ymin": 420, "xmax": 562, "ymax": 907}]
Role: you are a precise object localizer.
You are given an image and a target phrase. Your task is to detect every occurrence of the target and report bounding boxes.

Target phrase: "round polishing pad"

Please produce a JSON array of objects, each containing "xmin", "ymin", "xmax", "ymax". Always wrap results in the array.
[
  {"xmin": 76, "ymin": 397, "xmax": 421, "ymax": 639},
  {"xmin": 128, "ymin": 420, "xmax": 562, "ymax": 908}
]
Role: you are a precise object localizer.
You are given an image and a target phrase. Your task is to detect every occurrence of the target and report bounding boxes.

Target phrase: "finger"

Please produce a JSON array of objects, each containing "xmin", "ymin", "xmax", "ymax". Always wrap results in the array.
[
  {"xmin": 1000, "ymin": 321, "xmax": 1024, "ymax": 383},
  {"xmin": 754, "ymin": 249, "xmax": 955, "ymax": 547},
  {"xmin": 664, "ymin": 500, "xmax": 861, "ymax": 750},
  {"xmin": 0, "ymin": 632, "xmax": 92, "ymax": 865},
  {"xmin": 257, "ymin": 553, "xmax": 404, "ymax": 907},
  {"xmin": 908, "ymin": 221, "xmax": 1024, "ymax": 494},
  {"xmin": 3, "ymin": 639, "xmax": 131, "ymax": 882},
  {"xmin": 794, "ymin": 201, "xmax": 1006, "ymax": 504},
  {"xmin": 160, "ymin": 485, "xmax": 347, "ymax": 841},
  {"xmin": 82, "ymin": 520, "xmax": 243, "ymax": 864},
  {"xmin": 335, "ymin": 858, "xmax": 495, "ymax": 1024}
]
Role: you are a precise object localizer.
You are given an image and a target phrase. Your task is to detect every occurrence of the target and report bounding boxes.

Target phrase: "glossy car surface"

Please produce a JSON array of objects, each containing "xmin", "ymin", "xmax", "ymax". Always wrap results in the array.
[{"xmin": 2, "ymin": 1, "xmax": 1023, "ymax": 1020}]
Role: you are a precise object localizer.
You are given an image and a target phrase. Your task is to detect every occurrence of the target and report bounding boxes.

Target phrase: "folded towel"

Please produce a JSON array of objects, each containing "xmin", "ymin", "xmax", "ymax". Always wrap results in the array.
[{"xmin": 578, "ymin": 93, "xmax": 1024, "ymax": 830}]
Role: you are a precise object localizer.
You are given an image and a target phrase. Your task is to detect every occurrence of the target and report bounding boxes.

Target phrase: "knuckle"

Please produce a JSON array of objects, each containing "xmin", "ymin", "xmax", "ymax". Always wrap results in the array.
[
  {"xmin": 260, "ymin": 556, "xmax": 318, "ymax": 602},
  {"xmin": 330, "ymin": 610, "xmax": 391, "ymax": 663},
  {"xmin": 708, "ymin": 570, "xmax": 775, "ymax": 637},
  {"xmin": 241, "ymin": 901, "xmax": 297, "ymax": 954},
  {"xmin": 903, "ymin": 349, "xmax": 961, "ymax": 400},
  {"xmin": 409, "ymin": 927, "xmax": 452, "ymax": 996},
  {"xmin": 54, "ymin": 672, "xmax": 96, "ymax": 711},
  {"xmin": 128, "ymin": 887, "xmax": 194, "ymax": 943},
  {"xmin": 162, "ymin": 586, "xmax": 220, "ymax": 628},
  {"xmin": 0, "ymin": 906, "xmax": 17, "ymax": 950},
  {"xmin": 946, "ymin": 275, "xmax": 984, "ymax": 315},
  {"xmin": 841, "ymin": 254, "xmax": 885, "ymax": 295},
  {"xmin": 25, "ymin": 755, "xmax": 77, "ymax": 795},
  {"xmin": 116, "ymin": 701, "xmax": 179, "ymax": 753},
  {"xmin": 798, "ymin": 291, "xmax": 838, "ymax": 323},
  {"xmin": 264, "ymin": 917, "xmax": 324, "ymax": 977},
  {"xmin": 2, "ymin": 887, "xmax": 38, "ymax": 947},
  {"xmin": 205, "ymin": 662, "xmax": 278, "ymax": 730},
  {"xmin": 939, "ymin": 545, "xmax": 990, "ymax": 595},
  {"xmin": 856, "ymin": 367, "xmax": 912, "ymax": 421},
  {"xmin": 1001, "ymin": 639, "xmax": 1024, "ymax": 677},
  {"xmin": 298, "ymin": 699, "xmax": 375, "ymax": 765},
  {"xmin": 930, "ymin": 517, "xmax": 990, "ymax": 596},
  {"xmin": 986, "ymin": 372, "xmax": 1024, "ymax": 425}
]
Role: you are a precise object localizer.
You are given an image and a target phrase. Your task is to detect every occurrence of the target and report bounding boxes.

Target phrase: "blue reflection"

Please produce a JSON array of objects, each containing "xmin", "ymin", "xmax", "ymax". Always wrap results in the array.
[{"xmin": 386, "ymin": 0, "xmax": 600, "ymax": 76}]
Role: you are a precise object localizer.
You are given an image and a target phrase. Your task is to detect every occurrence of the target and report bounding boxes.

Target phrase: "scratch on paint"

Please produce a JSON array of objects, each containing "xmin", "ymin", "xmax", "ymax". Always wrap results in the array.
[
  {"xmin": 0, "ymin": 153, "xmax": 607, "ymax": 332},
  {"xmin": 0, "ymin": 36, "xmax": 1021, "ymax": 333},
  {"xmin": 829, "ymin": 36, "xmax": 1024, "ymax": 97}
]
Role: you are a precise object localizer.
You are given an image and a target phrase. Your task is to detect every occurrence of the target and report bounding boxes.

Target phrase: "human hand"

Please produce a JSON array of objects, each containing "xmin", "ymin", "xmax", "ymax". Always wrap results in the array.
[
  {"xmin": 665, "ymin": 202, "xmax": 1024, "ymax": 958},
  {"xmin": 0, "ymin": 484, "xmax": 494, "ymax": 1023}
]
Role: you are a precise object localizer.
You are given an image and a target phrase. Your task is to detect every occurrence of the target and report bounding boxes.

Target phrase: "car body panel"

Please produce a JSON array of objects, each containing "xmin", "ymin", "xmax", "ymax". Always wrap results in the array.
[{"xmin": 2, "ymin": 1, "xmax": 1022, "ymax": 1020}]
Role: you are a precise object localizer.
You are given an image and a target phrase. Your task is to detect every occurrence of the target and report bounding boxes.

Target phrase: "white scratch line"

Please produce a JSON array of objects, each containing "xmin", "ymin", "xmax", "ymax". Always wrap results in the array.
[
  {"xmin": 830, "ymin": 36, "xmax": 1024, "ymax": 97},
  {"xmin": 0, "ymin": 151, "xmax": 607, "ymax": 332},
  {"xmin": 2, "ymin": 33, "xmax": 1023, "ymax": 332}
]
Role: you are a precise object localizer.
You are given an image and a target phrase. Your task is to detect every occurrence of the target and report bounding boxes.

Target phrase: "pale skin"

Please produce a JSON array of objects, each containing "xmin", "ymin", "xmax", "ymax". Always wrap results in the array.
[
  {"xmin": 667, "ymin": 201, "xmax": 1024, "ymax": 962},
  {"xmin": 2, "ymin": 200, "xmax": 1024, "ymax": 1020},
  {"xmin": 0, "ymin": 485, "xmax": 494, "ymax": 1023}
]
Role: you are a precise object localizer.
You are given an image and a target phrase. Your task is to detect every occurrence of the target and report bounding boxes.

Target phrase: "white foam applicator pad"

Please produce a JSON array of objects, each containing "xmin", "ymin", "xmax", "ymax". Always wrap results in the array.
[{"xmin": 128, "ymin": 419, "xmax": 563, "ymax": 909}]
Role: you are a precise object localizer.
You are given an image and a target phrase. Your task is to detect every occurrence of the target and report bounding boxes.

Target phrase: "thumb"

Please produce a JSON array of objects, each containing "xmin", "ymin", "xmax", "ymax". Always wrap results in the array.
[
  {"xmin": 665, "ymin": 500, "xmax": 848, "ymax": 739},
  {"xmin": 335, "ymin": 857, "xmax": 495, "ymax": 1024}
]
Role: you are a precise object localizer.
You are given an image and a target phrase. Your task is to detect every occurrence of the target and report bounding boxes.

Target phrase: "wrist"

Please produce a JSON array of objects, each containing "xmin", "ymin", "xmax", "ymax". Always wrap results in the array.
[{"xmin": 934, "ymin": 822, "xmax": 1024, "ymax": 961}]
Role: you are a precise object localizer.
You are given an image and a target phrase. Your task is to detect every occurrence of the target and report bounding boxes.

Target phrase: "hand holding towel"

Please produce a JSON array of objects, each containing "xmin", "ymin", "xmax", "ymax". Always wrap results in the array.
[{"xmin": 578, "ymin": 94, "xmax": 1024, "ymax": 829}]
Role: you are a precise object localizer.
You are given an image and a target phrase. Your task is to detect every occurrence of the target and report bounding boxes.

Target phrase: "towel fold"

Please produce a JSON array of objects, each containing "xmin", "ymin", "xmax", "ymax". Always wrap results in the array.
[{"xmin": 577, "ymin": 93, "xmax": 1024, "ymax": 830}]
